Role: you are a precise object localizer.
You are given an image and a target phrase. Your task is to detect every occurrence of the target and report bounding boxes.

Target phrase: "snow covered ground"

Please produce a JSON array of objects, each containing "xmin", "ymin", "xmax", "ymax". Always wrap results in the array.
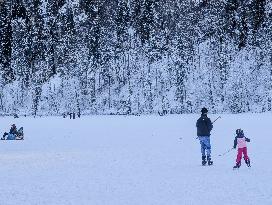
[{"xmin": 0, "ymin": 113, "xmax": 271, "ymax": 205}]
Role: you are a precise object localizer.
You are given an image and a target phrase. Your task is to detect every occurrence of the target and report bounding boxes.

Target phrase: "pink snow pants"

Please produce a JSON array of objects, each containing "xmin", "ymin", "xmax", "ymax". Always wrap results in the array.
[{"xmin": 236, "ymin": 147, "xmax": 249, "ymax": 163}]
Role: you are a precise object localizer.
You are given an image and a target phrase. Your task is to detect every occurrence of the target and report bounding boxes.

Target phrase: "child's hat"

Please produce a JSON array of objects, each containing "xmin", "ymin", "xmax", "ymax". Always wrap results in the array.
[{"xmin": 236, "ymin": 129, "xmax": 243, "ymax": 135}]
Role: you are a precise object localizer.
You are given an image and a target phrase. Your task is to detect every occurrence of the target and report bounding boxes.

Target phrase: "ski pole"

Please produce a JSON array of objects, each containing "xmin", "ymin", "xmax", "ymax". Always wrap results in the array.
[
  {"xmin": 218, "ymin": 148, "xmax": 234, "ymax": 156},
  {"xmin": 196, "ymin": 116, "xmax": 221, "ymax": 140},
  {"xmin": 212, "ymin": 116, "xmax": 221, "ymax": 124}
]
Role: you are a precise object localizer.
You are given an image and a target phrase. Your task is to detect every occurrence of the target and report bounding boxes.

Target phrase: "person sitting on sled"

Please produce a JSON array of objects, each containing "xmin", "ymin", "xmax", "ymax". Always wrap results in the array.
[
  {"xmin": 1, "ymin": 124, "xmax": 24, "ymax": 140},
  {"xmin": 233, "ymin": 129, "xmax": 251, "ymax": 169}
]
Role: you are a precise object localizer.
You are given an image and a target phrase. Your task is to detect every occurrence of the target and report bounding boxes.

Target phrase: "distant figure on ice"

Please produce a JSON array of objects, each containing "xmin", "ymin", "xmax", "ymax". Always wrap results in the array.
[
  {"xmin": 233, "ymin": 129, "xmax": 251, "ymax": 169},
  {"xmin": 1, "ymin": 124, "xmax": 24, "ymax": 140},
  {"xmin": 196, "ymin": 107, "xmax": 213, "ymax": 165}
]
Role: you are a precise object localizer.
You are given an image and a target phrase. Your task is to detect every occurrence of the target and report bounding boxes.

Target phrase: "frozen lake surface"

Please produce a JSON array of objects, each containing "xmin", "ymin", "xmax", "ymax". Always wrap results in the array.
[{"xmin": 0, "ymin": 114, "xmax": 271, "ymax": 205}]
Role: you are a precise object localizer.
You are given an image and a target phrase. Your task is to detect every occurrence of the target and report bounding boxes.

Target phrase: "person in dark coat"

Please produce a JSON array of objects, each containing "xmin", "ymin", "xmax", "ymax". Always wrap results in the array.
[
  {"xmin": 196, "ymin": 107, "xmax": 213, "ymax": 165},
  {"xmin": 2, "ymin": 124, "xmax": 18, "ymax": 140},
  {"xmin": 1, "ymin": 124, "xmax": 24, "ymax": 140}
]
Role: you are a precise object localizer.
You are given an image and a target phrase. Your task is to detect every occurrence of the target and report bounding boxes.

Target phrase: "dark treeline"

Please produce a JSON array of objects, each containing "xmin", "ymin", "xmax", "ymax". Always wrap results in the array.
[{"xmin": 0, "ymin": 0, "xmax": 271, "ymax": 116}]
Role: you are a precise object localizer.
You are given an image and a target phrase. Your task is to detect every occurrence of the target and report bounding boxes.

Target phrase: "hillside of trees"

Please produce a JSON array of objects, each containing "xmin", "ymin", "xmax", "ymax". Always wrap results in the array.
[{"xmin": 0, "ymin": 0, "xmax": 271, "ymax": 116}]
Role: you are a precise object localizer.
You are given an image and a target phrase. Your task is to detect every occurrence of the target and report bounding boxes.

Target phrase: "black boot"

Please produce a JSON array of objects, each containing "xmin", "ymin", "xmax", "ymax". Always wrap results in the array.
[
  {"xmin": 207, "ymin": 156, "xmax": 213, "ymax": 165},
  {"xmin": 245, "ymin": 159, "xmax": 251, "ymax": 167},
  {"xmin": 202, "ymin": 155, "xmax": 207, "ymax": 166},
  {"xmin": 233, "ymin": 162, "xmax": 241, "ymax": 169}
]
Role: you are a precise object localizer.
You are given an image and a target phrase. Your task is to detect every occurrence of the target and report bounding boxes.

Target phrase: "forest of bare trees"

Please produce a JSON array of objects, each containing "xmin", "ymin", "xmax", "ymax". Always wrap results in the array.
[{"xmin": 0, "ymin": 0, "xmax": 271, "ymax": 116}]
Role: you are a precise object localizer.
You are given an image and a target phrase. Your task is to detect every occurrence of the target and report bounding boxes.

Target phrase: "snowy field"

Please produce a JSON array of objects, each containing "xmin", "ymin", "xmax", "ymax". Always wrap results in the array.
[{"xmin": 0, "ymin": 113, "xmax": 272, "ymax": 205}]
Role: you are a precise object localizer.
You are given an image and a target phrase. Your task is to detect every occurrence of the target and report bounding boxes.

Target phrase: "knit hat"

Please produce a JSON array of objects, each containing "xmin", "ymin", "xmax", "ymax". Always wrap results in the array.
[
  {"xmin": 236, "ymin": 129, "xmax": 243, "ymax": 135},
  {"xmin": 201, "ymin": 107, "xmax": 208, "ymax": 114}
]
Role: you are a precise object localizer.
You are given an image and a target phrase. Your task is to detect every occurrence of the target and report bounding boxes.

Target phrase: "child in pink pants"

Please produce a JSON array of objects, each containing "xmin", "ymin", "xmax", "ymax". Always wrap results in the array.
[{"xmin": 233, "ymin": 129, "xmax": 251, "ymax": 169}]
